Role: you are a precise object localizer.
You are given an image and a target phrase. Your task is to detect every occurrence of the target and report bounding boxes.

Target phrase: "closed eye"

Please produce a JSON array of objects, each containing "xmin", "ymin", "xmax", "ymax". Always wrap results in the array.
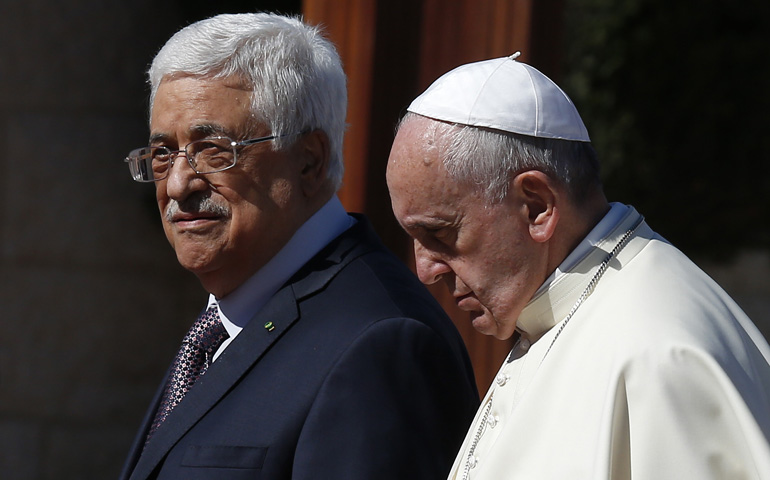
[{"xmin": 415, "ymin": 226, "xmax": 458, "ymax": 252}]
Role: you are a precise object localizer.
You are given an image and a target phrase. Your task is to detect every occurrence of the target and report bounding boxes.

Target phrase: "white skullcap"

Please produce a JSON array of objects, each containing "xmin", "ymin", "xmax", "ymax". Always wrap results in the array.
[{"xmin": 407, "ymin": 53, "xmax": 590, "ymax": 142}]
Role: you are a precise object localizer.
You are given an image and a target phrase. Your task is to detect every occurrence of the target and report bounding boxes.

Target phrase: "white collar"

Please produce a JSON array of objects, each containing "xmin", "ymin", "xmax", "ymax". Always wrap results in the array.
[
  {"xmin": 518, "ymin": 203, "xmax": 643, "ymax": 341},
  {"xmin": 534, "ymin": 202, "xmax": 629, "ymax": 298}
]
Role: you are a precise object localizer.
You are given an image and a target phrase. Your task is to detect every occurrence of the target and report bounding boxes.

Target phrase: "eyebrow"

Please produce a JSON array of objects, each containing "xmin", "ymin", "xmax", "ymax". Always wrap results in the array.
[
  {"xmin": 148, "ymin": 123, "xmax": 232, "ymax": 145},
  {"xmin": 191, "ymin": 123, "xmax": 230, "ymax": 137},
  {"xmin": 403, "ymin": 218, "xmax": 453, "ymax": 233}
]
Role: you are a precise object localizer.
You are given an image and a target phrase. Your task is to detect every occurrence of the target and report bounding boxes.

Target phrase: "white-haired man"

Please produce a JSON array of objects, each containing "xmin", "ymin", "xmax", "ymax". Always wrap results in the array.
[
  {"xmin": 120, "ymin": 13, "xmax": 479, "ymax": 479},
  {"xmin": 387, "ymin": 54, "xmax": 770, "ymax": 479}
]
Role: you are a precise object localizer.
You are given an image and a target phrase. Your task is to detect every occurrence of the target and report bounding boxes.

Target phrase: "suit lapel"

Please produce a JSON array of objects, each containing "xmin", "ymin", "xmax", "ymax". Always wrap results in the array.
[
  {"xmin": 127, "ymin": 216, "xmax": 380, "ymax": 479},
  {"xmin": 129, "ymin": 287, "xmax": 299, "ymax": 479},
  {"xmin": 119, "ymin": 379, "xmax": 164, "ymax": 480}
]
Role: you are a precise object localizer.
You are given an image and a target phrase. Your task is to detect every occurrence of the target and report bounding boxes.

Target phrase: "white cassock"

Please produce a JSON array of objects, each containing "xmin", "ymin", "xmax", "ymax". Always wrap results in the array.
[{"xmin": 449, "ymin": 204, "xmax": 770, "ymax": 480}]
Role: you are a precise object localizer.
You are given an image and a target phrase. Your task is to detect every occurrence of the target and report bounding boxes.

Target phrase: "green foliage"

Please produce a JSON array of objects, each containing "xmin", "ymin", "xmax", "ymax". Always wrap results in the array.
[{"xmin": 562, "ymin": 0, "xmax": 770, "ymax": 259}]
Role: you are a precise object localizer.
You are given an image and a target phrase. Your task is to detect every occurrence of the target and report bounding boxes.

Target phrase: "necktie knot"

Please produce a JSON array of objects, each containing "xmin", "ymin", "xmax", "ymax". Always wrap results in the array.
[{"xmin": 184, "ymin": 306, "xmax": 229, "ymax": 353}]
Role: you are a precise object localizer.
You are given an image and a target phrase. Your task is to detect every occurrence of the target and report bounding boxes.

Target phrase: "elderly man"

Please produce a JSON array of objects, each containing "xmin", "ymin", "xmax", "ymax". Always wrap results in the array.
[
  {"xmin": 387, "ymin": 54, "xmax": 770, "ymax": 479},
  {"xmin": 120, "ymin": 13, "xmax": 479, "ymax": 479}
]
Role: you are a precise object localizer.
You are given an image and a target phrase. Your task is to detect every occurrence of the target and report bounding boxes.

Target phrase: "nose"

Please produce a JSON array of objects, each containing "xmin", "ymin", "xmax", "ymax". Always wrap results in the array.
[
  {"xmin": 413, "ymin": 240, "xmax": 451, "ymax": 285},
  {"xmin": 163, "ymin": 152, "xmax": 208, "ymax": 201}
]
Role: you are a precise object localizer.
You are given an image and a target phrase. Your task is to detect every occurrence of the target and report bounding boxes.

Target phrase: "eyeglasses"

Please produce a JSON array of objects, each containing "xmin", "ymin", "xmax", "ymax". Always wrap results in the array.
[{"xmin": 124, "ymin": 134, "xmax": 297, "ymax": 183}]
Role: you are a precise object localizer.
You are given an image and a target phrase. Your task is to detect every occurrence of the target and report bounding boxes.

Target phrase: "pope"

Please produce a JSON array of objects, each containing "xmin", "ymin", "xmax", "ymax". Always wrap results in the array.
[{"xmin": 386, "ymin": 53, "xmax": 770, "ymax": 480}]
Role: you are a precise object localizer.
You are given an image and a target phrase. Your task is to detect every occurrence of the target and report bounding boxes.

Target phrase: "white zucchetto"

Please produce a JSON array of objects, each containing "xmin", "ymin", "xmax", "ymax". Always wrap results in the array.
[{"xmin": 407, "ymin": 53, "xmax": 591, "ymax": 142}]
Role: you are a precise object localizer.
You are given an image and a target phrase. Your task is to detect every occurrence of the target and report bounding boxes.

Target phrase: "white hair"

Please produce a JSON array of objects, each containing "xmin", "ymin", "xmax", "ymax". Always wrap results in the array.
[
  {"xmin": 149, "ymin": 13, "xmax": 347, "ymax": 190},
  {"xmin": 400, "ymin": 113, "xmax": 601, "ymax": 203}
]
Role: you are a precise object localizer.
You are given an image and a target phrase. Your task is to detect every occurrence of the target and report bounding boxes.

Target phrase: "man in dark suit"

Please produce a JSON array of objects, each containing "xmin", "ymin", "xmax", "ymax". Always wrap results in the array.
[{"xmin": 119, "ymin": 12, "xmax": 479, "ymax": 480}]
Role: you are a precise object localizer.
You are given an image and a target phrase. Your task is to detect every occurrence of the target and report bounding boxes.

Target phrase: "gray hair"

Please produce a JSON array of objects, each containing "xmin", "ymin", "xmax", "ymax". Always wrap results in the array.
[
  {"xmin": 401, "ymin": 113, "xmax": 601, "ymax": 203},
  {"xmin": 149, "ymin": 13, "xmax": 347, "ymax": 190}
]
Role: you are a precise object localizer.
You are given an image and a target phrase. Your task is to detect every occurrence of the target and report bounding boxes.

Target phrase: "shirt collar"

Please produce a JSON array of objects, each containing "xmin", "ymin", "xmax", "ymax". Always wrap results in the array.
[
  {"xmin": 518, "ymin": 202, "xmax": 635, "ymax": 341},
  {"xmin": 208, "ymin": 195, "xmax": 355, "ymax": 336},
  {"xmin": 533, "ymin": 202, "xmax": 629, "ymax": 297}
]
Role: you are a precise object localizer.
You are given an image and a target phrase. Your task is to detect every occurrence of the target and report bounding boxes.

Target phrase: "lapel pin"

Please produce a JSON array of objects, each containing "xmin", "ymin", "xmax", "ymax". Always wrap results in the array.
[{"xmin": 264, "ymin": 321, "xmax": 276, "ymax": 332}]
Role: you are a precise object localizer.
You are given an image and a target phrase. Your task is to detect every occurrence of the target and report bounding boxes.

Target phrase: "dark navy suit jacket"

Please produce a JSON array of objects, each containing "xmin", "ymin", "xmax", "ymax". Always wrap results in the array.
[{"xmin": 120, "ymin": 216, "xmax": 479, "ymax": 479}]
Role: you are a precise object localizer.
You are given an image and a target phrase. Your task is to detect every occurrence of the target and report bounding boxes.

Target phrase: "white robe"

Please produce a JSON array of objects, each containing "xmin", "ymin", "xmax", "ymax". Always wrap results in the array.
[{"xmin": 449, "ymin": 205, "xmax": 770, "ymax": 480}]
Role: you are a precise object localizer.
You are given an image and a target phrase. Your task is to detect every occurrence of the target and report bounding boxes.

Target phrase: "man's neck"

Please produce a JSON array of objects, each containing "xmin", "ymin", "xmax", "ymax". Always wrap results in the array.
[{"xmin": 549, "ymin": 191, "xmax": 610, "ymax": 277}]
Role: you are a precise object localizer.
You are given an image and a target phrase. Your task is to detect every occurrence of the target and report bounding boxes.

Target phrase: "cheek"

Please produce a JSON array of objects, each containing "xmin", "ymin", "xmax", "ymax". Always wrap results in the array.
[
  {"xmin": 467, "ymin": 253, "xmax": 522, "ymax": 308},
  {"xmin": 155, "ymin": 186, "xmax": 173, "ymax": 236},
  {"xmin": 221, "ymin": 166, "xmax": 293, "ymax": 209},
  {"xmin": 155, "ymin": 183, "xmax": 169, "ymax": 209},
  {"xmin": 221, "ymin": 184, "xmax": 282, "ymax": 243},
  {"xmin": 228, "ymin": 205, "xmax": 260, "ymax": 238}
]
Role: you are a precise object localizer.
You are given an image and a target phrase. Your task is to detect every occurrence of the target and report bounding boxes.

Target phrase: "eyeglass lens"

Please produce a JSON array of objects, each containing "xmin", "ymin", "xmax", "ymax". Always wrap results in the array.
[{"xmin": 127, "ymin": 137, "xmax": 236, "ymax": 182}]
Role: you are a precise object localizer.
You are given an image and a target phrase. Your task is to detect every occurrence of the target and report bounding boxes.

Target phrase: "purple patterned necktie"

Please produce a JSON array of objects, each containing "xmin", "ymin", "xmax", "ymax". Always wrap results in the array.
[{"xmin": 146, "ymin": 306, "xmax": 229, "ymax": 442}]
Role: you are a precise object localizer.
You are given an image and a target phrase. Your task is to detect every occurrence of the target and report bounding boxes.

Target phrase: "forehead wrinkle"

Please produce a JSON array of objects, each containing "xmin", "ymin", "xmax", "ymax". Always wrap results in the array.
[{"xmin": 151, "ymin": 77, "xmax": 258, "ymax": 140}]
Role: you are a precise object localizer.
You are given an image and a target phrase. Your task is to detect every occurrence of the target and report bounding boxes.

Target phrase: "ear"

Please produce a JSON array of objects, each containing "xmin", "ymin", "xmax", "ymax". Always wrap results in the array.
[
  {"xmin": 512, "ymin": 170, "xmax": 560, "ymax": 243},
  {"xmin": 298, "ymin": 129, "xmax": 330, "ymax": 197}
]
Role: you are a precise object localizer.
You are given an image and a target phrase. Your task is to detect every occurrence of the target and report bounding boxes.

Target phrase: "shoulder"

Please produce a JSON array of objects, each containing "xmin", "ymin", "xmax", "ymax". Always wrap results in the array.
[
  {"xmin": 564, "ymin": 233, "xmax": 769, "ymax": 388},
  {"xmin": 589, "ymin": 235, "xmax": 750, "ymax": 343},
  {"xmin": 310, "ymin": 230, "xmax": 461, "ymax": 339}
]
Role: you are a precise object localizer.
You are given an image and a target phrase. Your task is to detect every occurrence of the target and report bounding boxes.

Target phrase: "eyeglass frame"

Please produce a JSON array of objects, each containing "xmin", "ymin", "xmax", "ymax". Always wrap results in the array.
[{"xmin": 124, "ymin": 132, "xmax": 301, "ymax": 183}]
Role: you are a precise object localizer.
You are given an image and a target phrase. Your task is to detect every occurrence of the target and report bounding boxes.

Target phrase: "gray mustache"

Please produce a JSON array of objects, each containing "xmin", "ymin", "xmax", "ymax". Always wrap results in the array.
[{"xmin": 166, "ymin": 195, "xmax": 231, "ymax": 221}]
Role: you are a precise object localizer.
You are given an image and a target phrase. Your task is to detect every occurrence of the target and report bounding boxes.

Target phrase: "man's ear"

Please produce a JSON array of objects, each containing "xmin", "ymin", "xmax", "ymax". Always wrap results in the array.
[
  {"xmin": 299, "ymin": 129, "xmax": 330, "ymax": 197},
  {"xmin": 512, "ymin": 170, "xmax": 560, "ymax": 243}
]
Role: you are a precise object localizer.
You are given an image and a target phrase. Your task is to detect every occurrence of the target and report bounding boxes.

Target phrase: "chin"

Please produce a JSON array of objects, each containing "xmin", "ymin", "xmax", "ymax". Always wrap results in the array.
[
  {"xmin": 471, "ymin": 311, "xmax": 516, "ymax": 340},
  {"xmin": 491, "ymin": 329, "xmax": 516, "ymax": 341},
  {"xmin": 174, "ymin": 248, "xmax": 219, "ymax": 275},
  {"xmin": 470, "ymin": 312, "xmax": 497, "ymax": 336}
]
